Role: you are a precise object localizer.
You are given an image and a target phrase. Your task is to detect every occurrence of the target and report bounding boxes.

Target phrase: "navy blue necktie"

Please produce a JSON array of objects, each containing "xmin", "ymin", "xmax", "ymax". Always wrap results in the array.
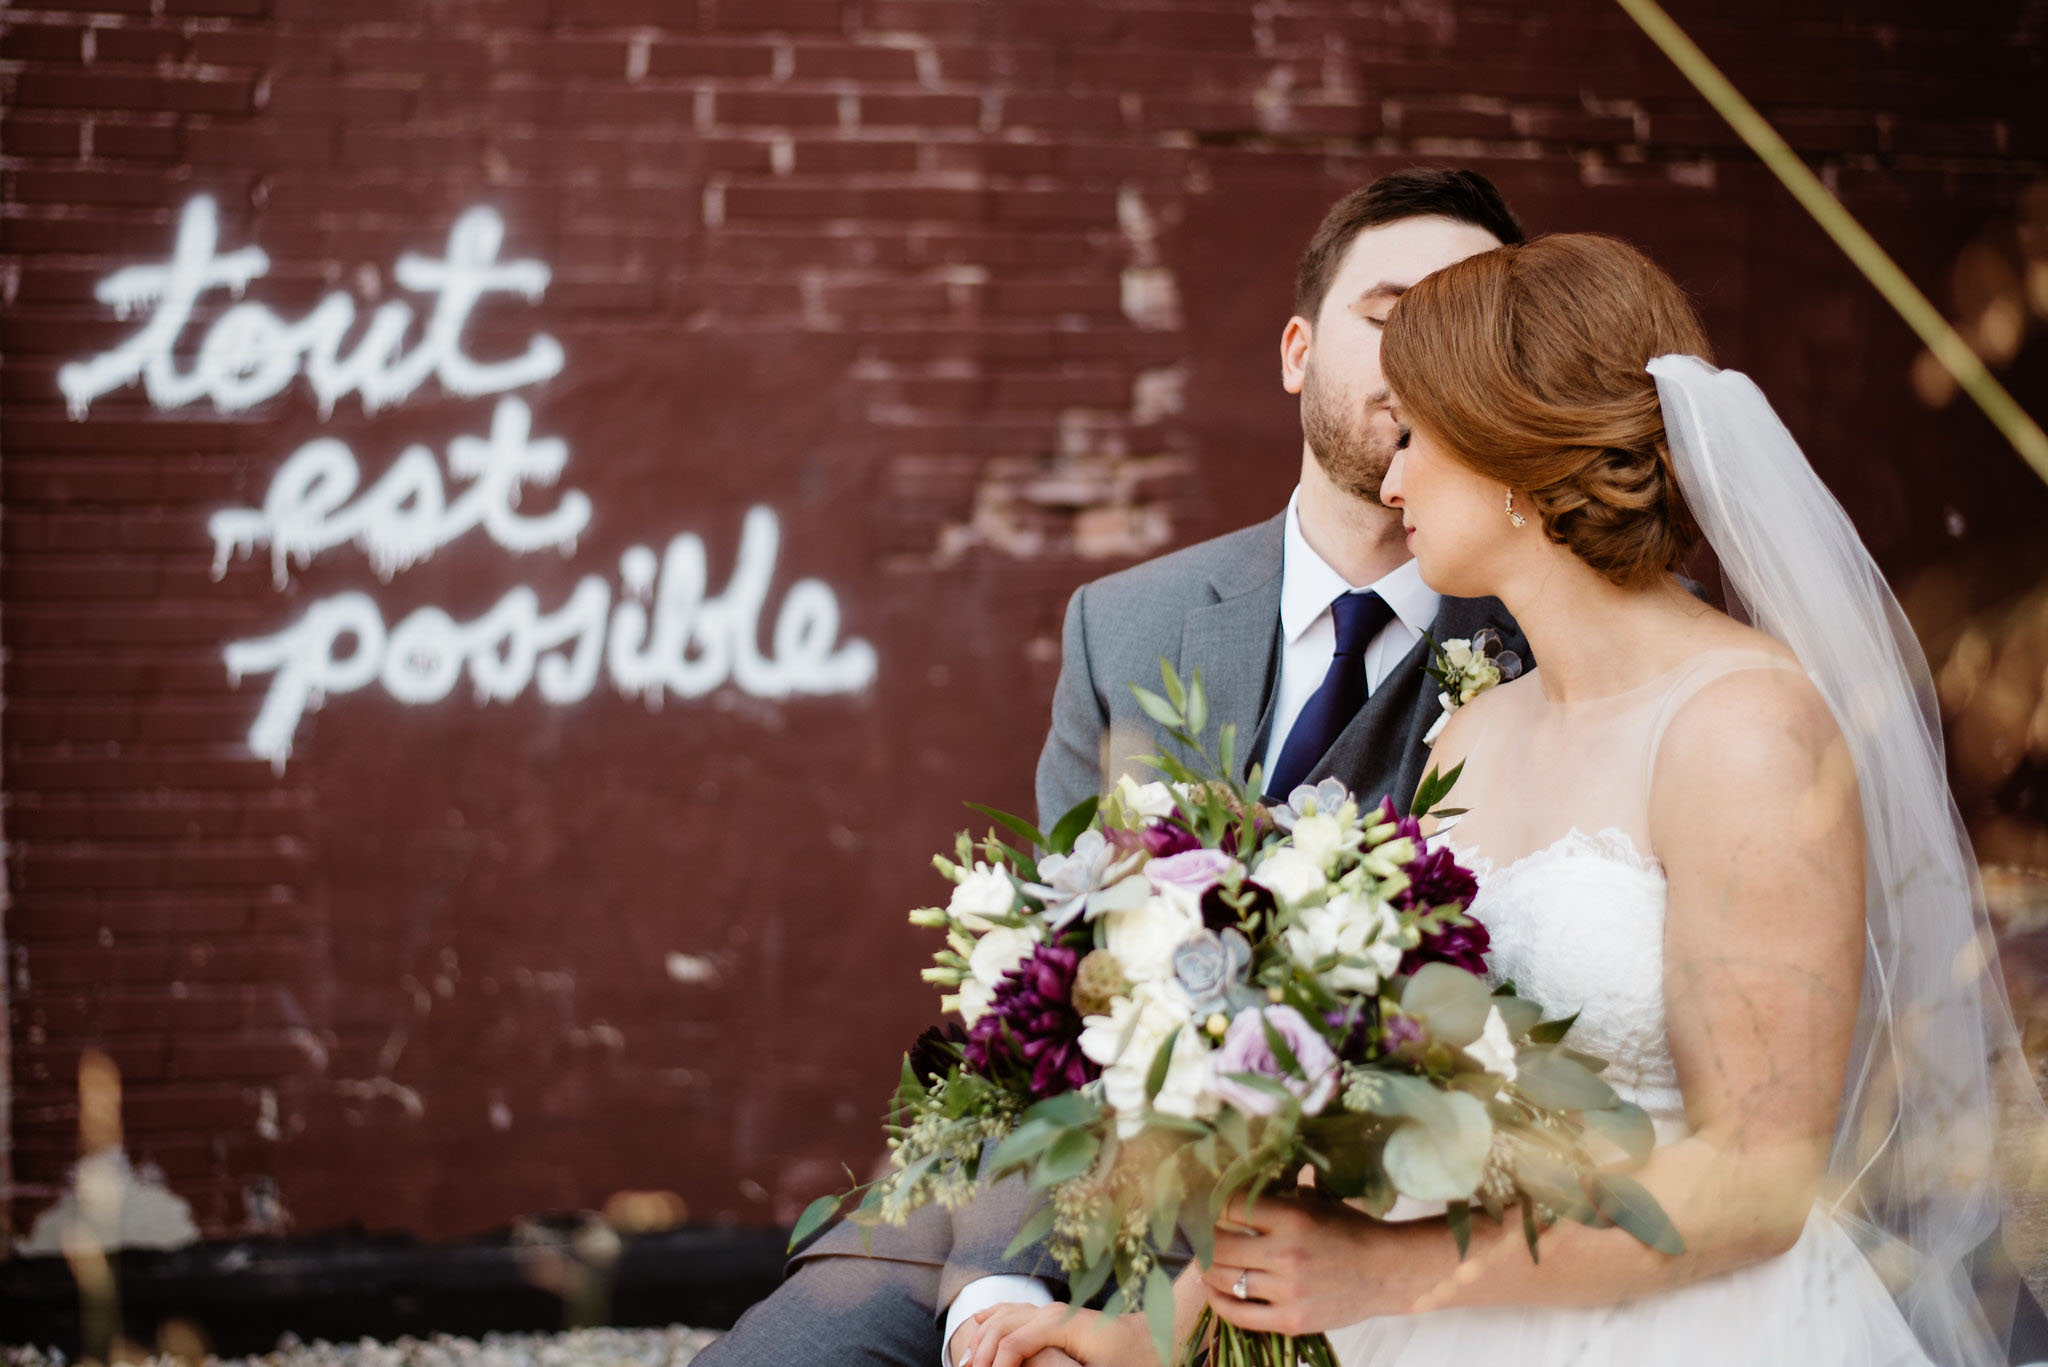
[{"xmin": 1266, "ymin": 590, "xmax": 1398, "ymax": 799}]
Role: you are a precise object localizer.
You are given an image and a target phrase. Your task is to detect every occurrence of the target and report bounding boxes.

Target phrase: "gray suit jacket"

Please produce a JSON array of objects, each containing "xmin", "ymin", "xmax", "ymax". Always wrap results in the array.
[{"xmin": 1035, "ymin": 512, "xmax": 1525, "ymax": 826}]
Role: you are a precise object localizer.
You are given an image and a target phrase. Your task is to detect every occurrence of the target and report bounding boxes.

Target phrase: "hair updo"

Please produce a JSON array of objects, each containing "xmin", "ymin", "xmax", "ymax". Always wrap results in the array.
[{"xmin": 1380, "ymin": 233, "xmax": 1714, "ymax": 588}]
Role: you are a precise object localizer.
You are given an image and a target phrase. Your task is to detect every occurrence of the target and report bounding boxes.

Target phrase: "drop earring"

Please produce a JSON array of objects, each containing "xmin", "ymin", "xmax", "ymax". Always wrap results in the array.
[{"xmin": 1505, "ymin": 490, "xmax": 1526, "ymax": 528}]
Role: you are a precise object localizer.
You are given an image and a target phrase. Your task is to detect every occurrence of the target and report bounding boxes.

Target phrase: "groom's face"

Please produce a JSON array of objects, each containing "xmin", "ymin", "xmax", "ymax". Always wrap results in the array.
[{"xmin": 1291, "ymin": 215, "xmax": 1504, "ymax": 502}]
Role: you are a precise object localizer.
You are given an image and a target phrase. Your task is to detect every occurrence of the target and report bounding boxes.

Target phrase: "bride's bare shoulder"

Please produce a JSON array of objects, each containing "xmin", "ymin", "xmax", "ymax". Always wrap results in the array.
[{"xmin": 1650, "ymin": 645, "xmax": 1853, "ymax": 842}]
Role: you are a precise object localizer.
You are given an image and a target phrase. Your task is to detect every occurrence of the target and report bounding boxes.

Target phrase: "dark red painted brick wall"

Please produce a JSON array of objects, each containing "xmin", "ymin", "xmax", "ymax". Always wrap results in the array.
[{"xmin": 3, "ymin": 0, "xmax": 2045, "ymax": 1245}]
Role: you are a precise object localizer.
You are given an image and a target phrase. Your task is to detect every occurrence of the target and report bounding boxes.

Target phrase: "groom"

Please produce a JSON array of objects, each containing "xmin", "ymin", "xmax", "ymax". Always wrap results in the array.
[{"xmin": 696, "ymin": 167, "xmax": 1528, "ymax": 1367}]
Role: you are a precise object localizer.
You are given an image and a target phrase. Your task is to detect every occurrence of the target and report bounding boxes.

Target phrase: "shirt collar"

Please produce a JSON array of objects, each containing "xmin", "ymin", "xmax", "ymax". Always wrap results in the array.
[{"xmin": 1278, "ymin": 488, "xmax": 1442, "ymax": 643}]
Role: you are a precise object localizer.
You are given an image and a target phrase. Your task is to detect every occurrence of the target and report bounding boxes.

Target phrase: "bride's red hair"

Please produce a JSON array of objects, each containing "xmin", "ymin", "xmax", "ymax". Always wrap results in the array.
[{"xmin": 1382, "ymin": 233, "xmax": 1714, "ymax": 588}]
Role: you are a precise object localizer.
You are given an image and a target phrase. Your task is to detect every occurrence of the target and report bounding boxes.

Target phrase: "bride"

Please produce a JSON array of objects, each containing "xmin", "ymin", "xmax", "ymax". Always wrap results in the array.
[{"xmin": 956, "ymin": 233, "xmax": 2042, "ymax": 1367}]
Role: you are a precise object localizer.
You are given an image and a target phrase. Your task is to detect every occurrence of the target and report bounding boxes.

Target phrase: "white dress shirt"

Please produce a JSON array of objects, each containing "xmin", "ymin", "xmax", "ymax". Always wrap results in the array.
[
  {"xmin": 1257, "ymin": 490, "xmax": 1440, "ymax": 786},
  {"xmin": 939, "ymin": 492, "xmax": 1437, "ymax": 1365}
]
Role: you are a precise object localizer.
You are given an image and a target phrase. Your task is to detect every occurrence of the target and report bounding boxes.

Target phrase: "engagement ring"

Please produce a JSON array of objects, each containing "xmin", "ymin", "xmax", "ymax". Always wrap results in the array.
[{"xmin": 1232, "ymin": 1268, "xmax": 1251, "ymax": 1301}]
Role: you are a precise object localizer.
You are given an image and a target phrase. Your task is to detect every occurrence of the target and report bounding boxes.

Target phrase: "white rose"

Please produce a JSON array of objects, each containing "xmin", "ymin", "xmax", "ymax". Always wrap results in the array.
[
  {"xmin": 958, "ymin": 924, "xmax": 1042, "ymax": 1026},
  {"xmin": 1253, "ymin": 846, "xmax": 1328, "ymax": 908},
  {"xmin": 1103, "ymin": 894, "xmax": 1201, "ymax": 984},
  {"xmin": 1443, "ymin": 638, "xmax": 1475, "ymax": 670},
  {"xmin": 948, "ymin": 862, "xmax": 1016, "ymax": 932},
  {"xmin": 1079, "ymin": 980, "xmax": 1213, "ymax": 1138},
  {"xmin": 1467, "ymin": 1004, "xmax": 1519, "ymax": 1082},
  {"xmin": 1289, "ymin": 811, "xmax": 1362, "ymax": 873},
  {"xmin": 1115, "ymin": 775, "xmax": 1177, "ymax": 821},
  {"xmin": 1283, "ymin": 891, "xmax": 1403, "ymax": 994}
]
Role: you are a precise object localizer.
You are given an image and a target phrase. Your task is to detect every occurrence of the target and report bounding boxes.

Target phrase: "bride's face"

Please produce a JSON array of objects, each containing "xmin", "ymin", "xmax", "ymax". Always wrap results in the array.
[{"xmin": 1379, "ymin": 404, "xmax": 1512, "ymax": 598}]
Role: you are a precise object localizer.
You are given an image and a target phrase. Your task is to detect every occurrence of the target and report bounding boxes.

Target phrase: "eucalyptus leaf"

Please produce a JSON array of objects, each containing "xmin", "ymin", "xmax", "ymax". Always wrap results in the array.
[
  {"xmin": 1515, "ymin": 1049, "xmax": 1619, "ymax": 1111},
  {"xmin": 1581, "ymin": 1102, "xmax": 1656, "ymax": 1166},
  {"xmin": 1159, "ymin": 658, "xmax": 1187, "ymax": 713},
  {"xmin": 964, "ymin": 802, "xmax": 1048, "ymax": 854},
  {"xmin": 1589, "ymin": 1172, "xmax": 1685, "ymax": 1255},
  {"xmin": 1047, "ymin": 796, "xmax": 1101, "ymax": 856},
  {"xmin": 1179, "ymin": 1195, "xmax": 1216, "ymax": 1268},
  {"xmin": 1409, "ymin": 760, "xmax": 1465, "ymax": 818},
  {"xmin": 1341, "ymin": 1068, "xmax": 1456, "ymax": 1133},
  {"xmin": 1131, "ymin": 684, "xmax": 1184, "ymax": 730},
  {"xmin": 788, "ymin": 1193, "xmax": 842, "ymax": 1252},
  {"xmin": 1144, "ymin": 1264, "xmax": 1176, "ymax": 1367},
  {"xmin": 1068, "ymin": 1249, "xmax": 1115, "ymax": 1309},
  {"xmin": 1509, "ymin": 1141, "xmax": 1594, "ymax": 1223},
  {"xmin": 1035, "ymin": 1128, "xmax": 1101, "ymax": 1186},
  {"xmin": 1400, "ymin": 963, "xmax": 1492, "ymax": 1048},
  {"xmin": 1002, "ymin": 1198, "xmax": 1058, "ymax": 1260},
  {"xmin": 1383, "ymin": 1091, "xmax": 1492, "ymax": 1202},
  {"xmin": 988, "ymin": 1119, "xmax": 1064, "ymax": 1173},
  {"xmin": 1022, "ymin": 1089, "xmax": 1103, "ymax": 1129},
  {"xmin": 1490, "ymin": 994, "xmax": 1542, "ymax": 1039},
  {"xmin": 1145, "ymin": 1025, "xmax": 1183, "ymax": 1103}
]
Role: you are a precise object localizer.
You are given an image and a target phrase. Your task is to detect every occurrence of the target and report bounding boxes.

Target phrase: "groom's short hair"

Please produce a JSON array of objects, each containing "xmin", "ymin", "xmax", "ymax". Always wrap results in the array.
[{"xmin": 1294, "ymin": 168, "xmax": 1525, "ymax": 324}]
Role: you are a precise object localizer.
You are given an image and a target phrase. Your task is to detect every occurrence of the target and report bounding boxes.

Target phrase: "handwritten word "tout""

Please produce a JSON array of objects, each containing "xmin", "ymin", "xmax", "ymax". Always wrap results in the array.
[{"xmin": 58, "ymin": 197, "xmax": 563, "ymax": 420}]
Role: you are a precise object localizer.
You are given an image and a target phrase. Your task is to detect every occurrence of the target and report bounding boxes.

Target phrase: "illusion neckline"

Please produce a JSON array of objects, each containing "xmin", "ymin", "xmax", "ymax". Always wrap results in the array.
[
  {"xmin": 1439, "ymin": 826, "xmax": 1667, "ymax": 885},
  {"xmin": 1528, "ymin": 645, "xmax": 1802, "ymax": 709}
]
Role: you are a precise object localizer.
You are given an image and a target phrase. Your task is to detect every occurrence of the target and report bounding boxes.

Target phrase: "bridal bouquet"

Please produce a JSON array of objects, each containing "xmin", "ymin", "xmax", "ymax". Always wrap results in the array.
[{"xmin": 798, "ymin": 666, "xmax": 1680, "ymax": 1367}]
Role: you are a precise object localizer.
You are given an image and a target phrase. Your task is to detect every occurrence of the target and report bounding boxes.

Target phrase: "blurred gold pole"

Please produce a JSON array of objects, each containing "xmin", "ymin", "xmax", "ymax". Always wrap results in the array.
[
  {"xmin": 67, "ymin": 1049, "xmax": 124, "ymax": 1365},
  {"xmin": 1614, "ymin": 0, "xmax": 2048, "ymax": 486}
]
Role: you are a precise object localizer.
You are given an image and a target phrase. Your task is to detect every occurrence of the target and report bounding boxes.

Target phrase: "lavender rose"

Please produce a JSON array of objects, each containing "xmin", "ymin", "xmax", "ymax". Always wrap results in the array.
[{"xmin": 1211, "ymin": 1004, "xmax": 1339, "ymax": 1115}]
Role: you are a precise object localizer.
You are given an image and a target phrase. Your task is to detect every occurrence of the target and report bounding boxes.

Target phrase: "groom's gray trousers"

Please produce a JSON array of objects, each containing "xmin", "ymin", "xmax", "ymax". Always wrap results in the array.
[{"xmin": 698, "ymin": 513, "xmax": 1525, "ymax": 1367}]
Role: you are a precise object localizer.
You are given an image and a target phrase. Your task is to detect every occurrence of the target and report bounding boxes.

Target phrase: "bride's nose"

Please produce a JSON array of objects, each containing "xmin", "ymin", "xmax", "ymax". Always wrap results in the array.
[{"xmin": 1381, "ymin": 449, "xmax": 1408, "ymax": 507}]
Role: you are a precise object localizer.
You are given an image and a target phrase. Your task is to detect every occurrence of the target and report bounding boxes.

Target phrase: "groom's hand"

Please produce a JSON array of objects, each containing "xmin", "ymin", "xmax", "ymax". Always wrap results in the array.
[{"xmin": 1203, "ymin": 1192, "xmax": 1381, "ymax": 1337}]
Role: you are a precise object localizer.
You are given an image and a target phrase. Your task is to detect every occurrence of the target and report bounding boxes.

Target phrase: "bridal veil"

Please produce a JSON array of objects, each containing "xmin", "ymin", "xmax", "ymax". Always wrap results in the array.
[{"xmin": 1649, "ymin": 353, "xmax": 2048, "ymax": 1364}]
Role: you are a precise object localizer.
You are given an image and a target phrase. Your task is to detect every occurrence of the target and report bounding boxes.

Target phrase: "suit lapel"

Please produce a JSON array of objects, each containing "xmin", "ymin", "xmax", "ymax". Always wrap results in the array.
[
  {"xmin": 1310, "ymin": 594, "xmax": 1524, "ymax": 810},
  {"xmin": 1178, "ymin": 514, "xmax": 1284, "ymax": 783}
]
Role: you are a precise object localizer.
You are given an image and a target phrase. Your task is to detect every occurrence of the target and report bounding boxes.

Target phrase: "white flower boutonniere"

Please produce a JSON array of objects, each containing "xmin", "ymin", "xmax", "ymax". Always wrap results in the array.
[{"xmin": 1422, "ymin": 627, "xmax": 1523, "ymax": 743}]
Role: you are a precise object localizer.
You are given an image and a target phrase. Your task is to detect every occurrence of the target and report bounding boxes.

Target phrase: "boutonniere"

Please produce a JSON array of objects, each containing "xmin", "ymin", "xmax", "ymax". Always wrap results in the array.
[{"xmin": 1422, "ymin": 627, "xmax": 1523, "ymax": 743}]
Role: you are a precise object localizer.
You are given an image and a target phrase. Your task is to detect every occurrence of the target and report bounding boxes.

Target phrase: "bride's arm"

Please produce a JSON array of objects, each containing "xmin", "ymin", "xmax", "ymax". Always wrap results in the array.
[{"xmin": 1192, "ymin": 666, "xmax": 1865, "ymax": 1332}]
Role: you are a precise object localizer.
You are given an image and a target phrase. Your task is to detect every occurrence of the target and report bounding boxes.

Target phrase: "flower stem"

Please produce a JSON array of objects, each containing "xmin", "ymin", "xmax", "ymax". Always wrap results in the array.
[{"xmin": 1178, "ymin": 1307, "xmax": 1338, "ymax": 1367}]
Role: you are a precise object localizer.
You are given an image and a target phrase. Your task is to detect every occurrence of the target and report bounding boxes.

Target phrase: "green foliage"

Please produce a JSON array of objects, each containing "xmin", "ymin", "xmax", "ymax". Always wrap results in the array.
[
  {"xmin": 1588, "ymin": 1172, "xmax": 1686, "ymax": 1254},
  {"xmin": 1398, "ymin": 962, "xmax": 1492, "ymax": 1048},
  {"xmin": 1409, "ymin": 760, "xmax": 1465, "ymax": 818},
  {"xmin": 787, "ymin": 1193, "xmax": 843, "ymax": 1252}
]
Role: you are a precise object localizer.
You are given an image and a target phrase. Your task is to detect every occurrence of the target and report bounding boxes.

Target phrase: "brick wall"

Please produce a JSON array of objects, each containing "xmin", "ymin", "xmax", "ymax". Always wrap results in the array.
[{"xmin": 3, "ymin": 0, "xmax": 2045, "ymax": 1246}]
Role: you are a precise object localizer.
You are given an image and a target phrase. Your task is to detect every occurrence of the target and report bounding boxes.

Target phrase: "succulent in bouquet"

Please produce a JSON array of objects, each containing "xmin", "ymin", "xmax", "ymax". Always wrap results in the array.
[{"xmin": 794, "ymin": 664, "xmax": 1681, "ymax": 1367}]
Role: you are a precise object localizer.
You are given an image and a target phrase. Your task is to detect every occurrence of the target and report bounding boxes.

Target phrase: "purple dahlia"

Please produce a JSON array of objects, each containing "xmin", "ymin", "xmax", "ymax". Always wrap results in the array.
[
  {"xmin": 1395, "ymin": 844, "xmax": 1479, "ymax": 914},
  {"xmin": 962, "ymin": 943, "xmax": 1099, "ymax": 1100},
  {"xmin": 1398, "ymin": 915, "xmax": 1491, "ymax": 977}
]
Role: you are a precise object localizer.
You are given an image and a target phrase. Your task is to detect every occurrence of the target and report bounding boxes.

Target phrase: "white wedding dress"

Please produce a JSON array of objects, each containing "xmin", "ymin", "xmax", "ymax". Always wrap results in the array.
[{"xmin": 1325, "ymin": 648, "xmax": 1938, "ymax": 1367}]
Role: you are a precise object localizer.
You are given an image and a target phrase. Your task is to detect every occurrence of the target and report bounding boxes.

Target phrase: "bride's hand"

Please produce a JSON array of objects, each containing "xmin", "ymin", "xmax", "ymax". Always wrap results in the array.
[{"xmin": 959, "ymin": 1301, "xmax": 1159, "ymax": 1367}]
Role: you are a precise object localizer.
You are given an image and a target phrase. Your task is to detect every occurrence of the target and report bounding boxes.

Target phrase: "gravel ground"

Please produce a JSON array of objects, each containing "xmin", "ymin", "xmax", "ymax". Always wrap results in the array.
[{"xmin": 0, "ymin": 1327, "xmax": 721, "ymax": 1367}]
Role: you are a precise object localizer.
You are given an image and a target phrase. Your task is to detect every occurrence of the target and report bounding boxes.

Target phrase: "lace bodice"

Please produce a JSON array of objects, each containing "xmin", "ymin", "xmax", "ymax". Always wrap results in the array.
[
  {"xmin": 1433, "ymin": 649, "xmax": 1808, "ymax": 1132},
  {"xmin": 1447, "ymin": 828, "xmax": 1684, "ymax": 1122}
]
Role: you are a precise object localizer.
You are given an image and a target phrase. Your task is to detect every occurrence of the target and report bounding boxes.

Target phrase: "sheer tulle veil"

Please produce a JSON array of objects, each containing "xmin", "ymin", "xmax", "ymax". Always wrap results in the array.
[{"xmin": 1648, "ymin": 354, "xmax": 2048, "ymax": 1363}]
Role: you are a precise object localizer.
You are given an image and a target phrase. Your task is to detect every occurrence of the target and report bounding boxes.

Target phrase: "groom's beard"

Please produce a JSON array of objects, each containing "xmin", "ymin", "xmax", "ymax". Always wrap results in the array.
[{"xmin": 1300, "ymin": 358, "xmax": 1396, "ymax": 504}]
